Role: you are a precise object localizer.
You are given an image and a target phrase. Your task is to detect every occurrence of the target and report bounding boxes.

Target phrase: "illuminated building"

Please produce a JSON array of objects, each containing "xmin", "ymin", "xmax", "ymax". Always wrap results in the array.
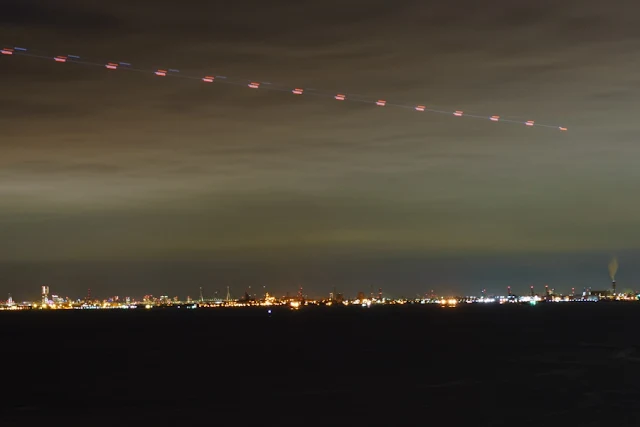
[
  {"xmin": 41, "ymin": 286, "xmax": 49, "ymax": 306},
  {"xmin": 589, "ymin": 290, "xmax": 611, "ymax": 298},
  {"xmin": 264, "ymin": 293, "xmax": 276, "ymax": 305}
]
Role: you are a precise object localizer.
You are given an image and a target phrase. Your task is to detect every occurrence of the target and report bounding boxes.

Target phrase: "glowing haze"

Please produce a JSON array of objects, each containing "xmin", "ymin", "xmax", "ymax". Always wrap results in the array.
[
  {"xmin": 609, "ymin": 257, "xmax": 619, "ymax": 281},
  {"xmin": 1, "ymin": 0, "xmax": 638, "ymax": 299}
]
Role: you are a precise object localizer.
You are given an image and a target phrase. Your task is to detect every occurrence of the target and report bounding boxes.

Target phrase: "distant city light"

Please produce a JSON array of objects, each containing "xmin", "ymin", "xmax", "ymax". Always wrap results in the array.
[{"xmin": 0, "ymin": 281, "xmax": 636, "ymax": 311}]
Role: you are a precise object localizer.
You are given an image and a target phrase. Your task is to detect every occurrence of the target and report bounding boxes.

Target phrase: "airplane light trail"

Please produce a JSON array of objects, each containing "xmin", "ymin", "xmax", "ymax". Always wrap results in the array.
[{"xmin": 1, "ymin": 44, "xmax": 568, "ymax": 131}]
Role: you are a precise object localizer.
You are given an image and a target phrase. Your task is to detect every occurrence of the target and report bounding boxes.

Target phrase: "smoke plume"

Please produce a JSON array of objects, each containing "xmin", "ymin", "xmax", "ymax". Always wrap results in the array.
[{"xmin": 609, "ymin": 257, "xmax": 618, "ymax": 281}]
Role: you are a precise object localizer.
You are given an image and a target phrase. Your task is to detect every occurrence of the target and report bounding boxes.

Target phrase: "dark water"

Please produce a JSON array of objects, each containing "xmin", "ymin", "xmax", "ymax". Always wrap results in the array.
[{"xmin": 3, "ymin": 304, "xmax": 640, "ymax": 426}]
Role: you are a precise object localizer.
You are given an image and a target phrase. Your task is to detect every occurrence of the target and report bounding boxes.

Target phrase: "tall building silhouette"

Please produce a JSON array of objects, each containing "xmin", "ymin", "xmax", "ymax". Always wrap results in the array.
[{"xmin": 41, "ymin": 286, "xmax": 49, "ymax": 306}]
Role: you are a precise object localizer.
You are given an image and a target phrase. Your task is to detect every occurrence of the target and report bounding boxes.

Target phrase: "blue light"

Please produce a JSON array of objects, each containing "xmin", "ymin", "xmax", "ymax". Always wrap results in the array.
[{"xmin": 268, "ymin": 310, "xmax": 272, "ymax": 314}]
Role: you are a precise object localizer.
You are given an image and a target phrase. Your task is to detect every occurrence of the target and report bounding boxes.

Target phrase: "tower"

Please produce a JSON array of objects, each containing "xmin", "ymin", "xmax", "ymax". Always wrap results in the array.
[
  {"xmin": 41, "ymin": 285, "xmax": 49, "ymax": 306},
  {"xmin": 530, "ymin": 286, "xmax": 534, "ymax": 297},
  {"xmin": 612, "ymin": 280, "xmax": 616, "ymax": 295},
  {"xmin": 507, "ymin": 286, "xmax": 512, "ymax": 296},
  {"xmin": 199, "ymin": 287, "xmax": 204, "ymax": 302},
  {"xmin": 225, "ymin": 286, "xmax": 231, "ymax": 302}
]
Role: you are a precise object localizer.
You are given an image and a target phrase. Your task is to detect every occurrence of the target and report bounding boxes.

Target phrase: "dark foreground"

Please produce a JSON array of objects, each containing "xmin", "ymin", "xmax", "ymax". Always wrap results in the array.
[{"xmin": 3, "ymin": 303, "xmax": 640, "ymax": 426}]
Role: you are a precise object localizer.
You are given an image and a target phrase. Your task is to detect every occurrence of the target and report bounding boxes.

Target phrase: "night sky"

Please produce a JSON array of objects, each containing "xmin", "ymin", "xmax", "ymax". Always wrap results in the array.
[{"xmin": 1, "ymin": 1, "xmax": 639, "ymax": 300}]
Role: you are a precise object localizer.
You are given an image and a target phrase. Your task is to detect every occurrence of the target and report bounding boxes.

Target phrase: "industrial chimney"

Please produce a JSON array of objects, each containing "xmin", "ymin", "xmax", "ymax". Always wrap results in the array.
[{"xmin": 612, "ymin": 280, "xmax": 616, "ymax": 296}]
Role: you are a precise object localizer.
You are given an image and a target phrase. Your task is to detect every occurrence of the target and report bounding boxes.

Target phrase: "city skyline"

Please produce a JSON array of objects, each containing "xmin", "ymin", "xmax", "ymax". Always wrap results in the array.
[
  {"xmin": 2, "ymin": 277, "xmax": 633, "ymax": 310},
  {"xmin": 2, "ymin": 1, "xmax": 639, "ymax": 297},
  {"xmin": 0, "ymin": 253, "xmax": 633, "ymax": 302}
]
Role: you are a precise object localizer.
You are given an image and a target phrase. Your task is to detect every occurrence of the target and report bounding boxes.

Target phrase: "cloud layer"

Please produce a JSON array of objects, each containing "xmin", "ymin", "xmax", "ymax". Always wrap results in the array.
[{"xmin": 1, "ymin": 0, "xmax": 638, "ymax": 298}]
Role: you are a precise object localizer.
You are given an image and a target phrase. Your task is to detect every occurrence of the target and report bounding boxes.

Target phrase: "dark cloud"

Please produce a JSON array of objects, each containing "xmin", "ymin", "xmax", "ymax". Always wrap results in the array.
[
  {"xmin": 0, "ymin": 1, "xmax": 638, "ymax": 299},
  {"xmin": 0, "ymin": 97, "xmax": 96, "ymax": 119},
  {"xmin": 1, "ymin": 0, "xmax": 122, "ymax": 32}
]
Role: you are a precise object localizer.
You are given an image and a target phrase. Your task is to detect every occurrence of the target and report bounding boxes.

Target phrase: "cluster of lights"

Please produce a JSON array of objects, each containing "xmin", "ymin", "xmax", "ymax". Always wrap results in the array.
[
  {"xmin": 3, "ymin": 282, "xmax": 639, "ymax": 311},
  {"xmin": 0, "ymin": 305, "xmax": 26, "ymax": 311}
]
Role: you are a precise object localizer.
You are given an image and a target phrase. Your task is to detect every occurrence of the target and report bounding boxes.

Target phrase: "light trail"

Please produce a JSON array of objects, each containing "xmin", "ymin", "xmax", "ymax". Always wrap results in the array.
[{"xmin": 1, "ymin": 44, "xmax": 568, "ymax": 131}]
